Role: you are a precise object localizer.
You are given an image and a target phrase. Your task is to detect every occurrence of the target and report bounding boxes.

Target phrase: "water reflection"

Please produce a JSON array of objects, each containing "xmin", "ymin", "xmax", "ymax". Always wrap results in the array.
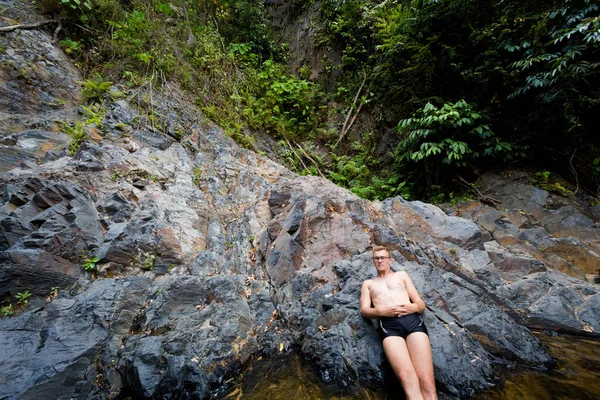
[
  {"xmin": 475, "ymin": 332, "xmax": 600, "ymax": 400},
  {"xmin": 223, "ymin": 332, "xmax": 600, "ymax": 399},
  {"xmin": 220, "ymin": 354, "xmax": 386, "ymax": 400}
]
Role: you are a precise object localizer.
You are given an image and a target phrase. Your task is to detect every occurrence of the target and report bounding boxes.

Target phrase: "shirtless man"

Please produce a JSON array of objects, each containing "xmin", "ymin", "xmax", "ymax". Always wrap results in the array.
[{"xmin": 360, "ymin": 246, "xmax": 437, "ymax": 400}]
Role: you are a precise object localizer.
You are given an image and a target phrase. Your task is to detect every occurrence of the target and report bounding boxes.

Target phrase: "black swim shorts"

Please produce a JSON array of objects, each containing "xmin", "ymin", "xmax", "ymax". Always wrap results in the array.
[{"xmin": 378, "ymin": 313, "xmax": 428, "ymax": 340}]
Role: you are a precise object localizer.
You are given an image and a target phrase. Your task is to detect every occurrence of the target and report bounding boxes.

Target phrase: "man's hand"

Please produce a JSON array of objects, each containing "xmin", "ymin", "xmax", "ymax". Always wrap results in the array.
[{"xmin": 391, "ymin": 303, "xmax": 419, "ymax": 317}]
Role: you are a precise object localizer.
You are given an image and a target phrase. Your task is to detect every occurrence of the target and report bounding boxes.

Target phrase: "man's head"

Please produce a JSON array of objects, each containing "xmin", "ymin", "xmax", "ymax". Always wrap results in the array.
[{"xmin": 372, "ymin": 245, "xmax": 392, "ymax": 272}]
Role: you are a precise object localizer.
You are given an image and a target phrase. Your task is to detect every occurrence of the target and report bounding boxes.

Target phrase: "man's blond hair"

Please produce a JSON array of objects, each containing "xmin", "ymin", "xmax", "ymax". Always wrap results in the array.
[{"xmin": 372, "ymin": 245, "xmax": 390, "ymax": 256}]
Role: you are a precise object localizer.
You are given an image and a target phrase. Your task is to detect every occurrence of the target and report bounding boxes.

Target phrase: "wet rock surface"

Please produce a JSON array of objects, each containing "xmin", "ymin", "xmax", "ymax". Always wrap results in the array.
[
  {"xmin": 1, "ymin": 10, "xmax": 599, "ymax": 400},
  {"xmin": 0, "ymin": 3, "xmax": 82, "ymax": 174}
]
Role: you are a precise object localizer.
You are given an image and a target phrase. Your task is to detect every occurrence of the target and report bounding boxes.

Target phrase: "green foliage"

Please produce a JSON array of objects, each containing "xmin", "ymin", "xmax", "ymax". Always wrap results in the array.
[
  {"xmin": 60, "ymin": 120, "xmax": 87, "ymax": 155},
  {"xmin": 535, "ymin": 171, "xmax": 551, "ymax": 185},
  {"xmin": 109, "ymin": 10, "xmax": 151, "ymax": 67},
  {"xmin": 50, "ymin": 0, "xmax": 600, "ymax": 199},
  {"xmin": 110, "ymin": 170, "xmax": 121, "ymax": 182},
  {"xmin": 211, "ymin": 0, "xmax": 276, "ymax": 57},
  {"xmin": 428, "ymin": 189, "xmax": 473, "ymax": 206},
  {"xmin": 60, "ymin": 0, "xmax": 92, "ymax": 11},
  {"xmin": 327, "ymin": 134, "xmax": 411, "ymax": 200},
  {"xmin": 593, "ymin": 158, "xmax": 600, "ymax": 177},
  {"xmin": 318, "ymin": 0, "xmax": 383, "ymax": 70},
  {"xmin": 82, "ymin": 256, "xmax": 100, "ymax": 271},
  {"xmin": 247, "ymin": 59, "xmax": 318, "ymax": 140},
  {"xmin": 1, "ymin": 304, "xmax": 14, "ymax": 317},
  {"xmin": 81, "ymin": 104, "xmax": 106, "ymax": 128},
  {"xmin": 310, "ymin": 0, "xmax": 600, "ymax": 196},
  {"xmin": 397, "ymin": 100, "xmax": 513, "ymax": 167},
  {"xmin": 394, "ymin": 99, "xmax": 516, "ymax": 196},
  {"xmin": 59, "ymin": 38, "xmax": 83, "ymax": 54},
  {"xmin": 153, "ymin": 0, "xmax": 173, "ymax": 17},
  {"xmin": 142, "ymin": 253, "xmax": 155, "ymax": 270},
  {"xmin": 508, "ymin": 0, "xmax": 600, "ymax": 135},
  {"xmin": 15, "ymin": 291, "xmax": 31, "ymax": 304},
  {"xmin": 192, "ymin": 167, "xmax": 202, "ymax": 188},
  {"xmin": 81, "ymin": 73, "xmax": 113, "ymax": 102},
  {"xmin": 199, "ymin": 54, "xmax": 321, "ymax": 145},
  {"xmin": 533, "ymin": 171, "xmax": 574, "ymax": 197},
  {"xmin": 53, "ymin": 0, "xmax": 326, "ymax": 155}
]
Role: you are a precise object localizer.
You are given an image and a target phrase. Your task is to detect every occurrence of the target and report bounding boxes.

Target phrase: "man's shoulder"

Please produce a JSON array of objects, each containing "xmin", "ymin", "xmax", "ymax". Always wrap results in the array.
[
  {"xmin": 361, "ymin": 278, "xmax": 373, "ymax": 288},
  {"xmin": 393, "ymin": 270, "xmax": 410, "ymax": 279}
]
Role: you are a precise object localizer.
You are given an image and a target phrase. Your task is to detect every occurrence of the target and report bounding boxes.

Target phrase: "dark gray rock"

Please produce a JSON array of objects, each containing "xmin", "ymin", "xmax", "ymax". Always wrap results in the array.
[
  {"xmin": 0, "ymin": 177, "xmax": 104, "ymax": 296},
  {"xmin": 578, "ymin": 293, "xmax": 600, "ymax": 333},
  {"xmin": 1, "ymin": 28, "xmax": 598, "ymax": 400},
  {"xmin": 0, "ymin": 277, "xmax": 151, "ymax": 400}
]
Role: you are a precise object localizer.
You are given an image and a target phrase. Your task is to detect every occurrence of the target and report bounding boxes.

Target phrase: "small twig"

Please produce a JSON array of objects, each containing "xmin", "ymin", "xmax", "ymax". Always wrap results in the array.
[
  {"xmin": 295, "ymin": 142, "xmax": 326, "ymax": 179},
  {"xmin": 569, "ymin": 148, "xmax": 579, "ymax": 194},
  {"xmin": 335, "ymin": 70, "xmax": 368, "ymax": 147},
  {"xmin": 342, "ymin": 100, "xmax": 365, "ymax": 139},
  {"xmin": 285, "ymin": 139, "xmax": 311, "ymax": 173},
  {"xmin": 456, "ymin": 175, "xmax": 500, "ymax": 207},
  {"xmin": 0, "ymin": 20, "xmax": 55, "ymax": 33},
  {"xmin": 149, "ymin": 69, "xmax": 155, "ymax": 133},
  {"xmin": 52, "ymin": 19, "xmax": 62, "ymax": 44}
]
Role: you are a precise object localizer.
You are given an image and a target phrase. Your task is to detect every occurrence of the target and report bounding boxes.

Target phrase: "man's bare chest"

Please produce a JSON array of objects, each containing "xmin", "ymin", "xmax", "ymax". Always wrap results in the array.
[{"xmin": 370, "ymin": 276, "xmax": 407, "ymax": 299}]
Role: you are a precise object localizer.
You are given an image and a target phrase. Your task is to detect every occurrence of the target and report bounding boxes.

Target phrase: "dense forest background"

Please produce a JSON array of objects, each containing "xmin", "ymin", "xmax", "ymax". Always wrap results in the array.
[{"xmin": 39, "ymin": 0, "xmax": 600, "ymax": 202}]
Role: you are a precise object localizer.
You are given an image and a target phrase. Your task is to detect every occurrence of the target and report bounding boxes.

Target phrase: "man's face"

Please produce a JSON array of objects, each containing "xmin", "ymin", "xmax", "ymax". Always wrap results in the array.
[{"xmin": 373, "ymin": 250, "xmax": 391, "ymax": 272}]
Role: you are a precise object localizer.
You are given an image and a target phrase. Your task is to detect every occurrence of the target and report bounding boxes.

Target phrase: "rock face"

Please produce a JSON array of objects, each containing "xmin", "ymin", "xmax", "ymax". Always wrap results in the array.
[
  {"xmin": 0, "ymin": 13, "xmax": 81, "ymax": 173},
  {"xmin": 1, "ymin": 11, "xmax": 600, "ymax": 400}
]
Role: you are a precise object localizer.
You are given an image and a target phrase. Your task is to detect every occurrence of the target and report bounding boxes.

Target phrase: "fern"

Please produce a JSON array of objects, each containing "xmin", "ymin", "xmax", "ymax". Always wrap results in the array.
[{"xmin": 81, "ymin": 73, "xmax": 113, "ymax": 103}]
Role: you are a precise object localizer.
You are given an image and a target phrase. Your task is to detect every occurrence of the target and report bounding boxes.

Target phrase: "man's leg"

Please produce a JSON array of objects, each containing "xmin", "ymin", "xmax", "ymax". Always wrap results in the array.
[
  {"xmin": 406, "ymin": 332, "xmax": 437, "ymax": 400},
  {"xmin": 382, "ymin": 336, "xmax": 424, "ymax": 400}
]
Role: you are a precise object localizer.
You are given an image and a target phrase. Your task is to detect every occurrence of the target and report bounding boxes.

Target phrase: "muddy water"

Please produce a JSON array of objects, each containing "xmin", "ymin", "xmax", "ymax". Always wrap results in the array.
[
  {"xmin": 222, "ymin": 333, "xmax": 600, "ymax": 400},
  {"xmin": 474, "ymin": 332, "xmax": 600, "ymax": 400},
  {"xmin": 220, "ymin": 354, "xmax": 387, "ymax": 400}
]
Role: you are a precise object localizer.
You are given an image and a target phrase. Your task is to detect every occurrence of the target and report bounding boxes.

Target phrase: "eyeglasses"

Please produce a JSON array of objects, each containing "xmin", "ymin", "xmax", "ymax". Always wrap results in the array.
[{"xmin": 373, "ymin": 256, "xmax": 390, "ymax": 261}]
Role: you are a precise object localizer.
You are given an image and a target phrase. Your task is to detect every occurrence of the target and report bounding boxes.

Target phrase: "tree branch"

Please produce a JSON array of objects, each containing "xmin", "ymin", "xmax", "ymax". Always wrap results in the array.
[
  {"xmin": 284, "ymin": 139, "xmax": 311, "ymax": 174},
  {"xmin": 295, "ymin": 142, "xmax": 326, "ymax": 179},
  {"xmin": 0, "ymin": 20, "xmax": 55, "ymax": 33},
  {"xmin": 456, "ymin": 175, "xmax": 500, "ymax": 207},
  {"xmin": 335, "ymin": 70, "xmax": 368, "ymax": 148}
]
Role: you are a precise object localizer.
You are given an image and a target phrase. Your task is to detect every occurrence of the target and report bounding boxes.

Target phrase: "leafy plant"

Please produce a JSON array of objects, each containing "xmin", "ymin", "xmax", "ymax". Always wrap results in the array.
[
  {"xmin": 60, "ymin": 0, "xmax": 92, "ymax": 11},
  {"xmin": 59, "ymin": 120, "xmax": 87, "ymax": 155},
  {"xmin": 1, "ymin": 304, "xmax": 14, "ymax": 317},
  {"xmin": 533, "ymin": 171, "xmax": 574, "ymax": 197},
  {"xmin": 508, "ymin": 0, "xmax": 600, "ymax": 136},
  {"xmin": 192, "ymin": 167, "xmax": 202, "ymax": 187},
  {"xmin": 81, "ymin": 73, "xmax": 113, "ymax": 103},
  {"xmin": 82, "ymin": 256, "xmax": 100, "ymax": 271},
  {"xmin": 59, "ymin": 38, "xmax": 83, "ymax": 54},
  {"xmin": 397, "ymin": 100, "xmax": 513, "ymax": 167},
  {"xmin": 110, "ymin": 170, "xmax": 122, "ymax": 182},
  {"xmin": 81, "ymin": 104, "xmax": 107, "ymax": 128},
  {"xmin": 250, "ymin": 59, "xmax": 318, "ymax": 140},
  {"xmin": 325, "ymin": 132, "xmax": 411, "ymax": 201},
  {"xmin": 142, "ymin": 253, "xmax": 155, "ymax": 270},
  {"xmin": 15, "ymin": 291, "xmax": 31, "ymax": 304},
  {"xmin": 394, "ymin": 99, "xmax": 517, "ymax": 197}
]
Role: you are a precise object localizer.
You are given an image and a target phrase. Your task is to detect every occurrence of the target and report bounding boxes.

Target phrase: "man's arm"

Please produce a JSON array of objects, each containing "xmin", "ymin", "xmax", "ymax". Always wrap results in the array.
[
  {"xmin": 360, "ymin": 280, "xmax": 396, "ymax": 319},
  {"xmin": 360, "ymin": 280, "xmax": 379, "ymax": 319}
]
